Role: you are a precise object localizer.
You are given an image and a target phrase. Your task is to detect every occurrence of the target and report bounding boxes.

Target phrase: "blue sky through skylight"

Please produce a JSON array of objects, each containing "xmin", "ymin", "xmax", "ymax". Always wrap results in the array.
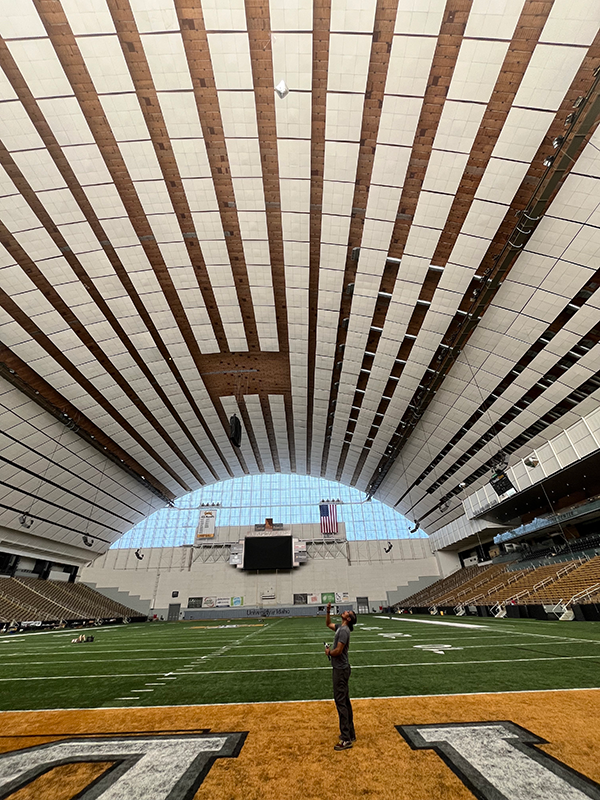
[{"xmin": 113, "ymin": 473, "xmax": 425, "ymax": 549}]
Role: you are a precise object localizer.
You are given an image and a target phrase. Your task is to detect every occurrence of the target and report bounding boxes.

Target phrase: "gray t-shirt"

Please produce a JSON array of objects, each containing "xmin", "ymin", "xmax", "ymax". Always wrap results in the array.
[{"xmin": 331, "ymin": 623, "xmax": 350, "ymax": 669}]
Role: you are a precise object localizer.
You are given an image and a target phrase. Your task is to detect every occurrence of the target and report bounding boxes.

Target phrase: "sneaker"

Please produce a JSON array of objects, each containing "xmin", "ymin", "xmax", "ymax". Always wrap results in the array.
[{"xmin": 334, "ymin": 740, "xmax": 353, "ymax": 751}]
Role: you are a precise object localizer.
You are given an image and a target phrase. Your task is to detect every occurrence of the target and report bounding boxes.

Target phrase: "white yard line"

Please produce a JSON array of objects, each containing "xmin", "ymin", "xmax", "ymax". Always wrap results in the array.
[
  {"xmin": 0, "ymin": 626, "xmax": 131, "ymax": 642},
  {"xmin": 7, "ymin": 636, "xmax": 590, "ymax": 670},
  {"xmin": 377, "ymin": 616, "xmax": 489, "ymax": 629},
  {"xmin": 1, "ymin": 652, "xmax": 599, "ymax": 682},
  {"xmin": 3, "ymin": 686, "xmax": 600, "ymax": 714},
  {"xmin": 157, "ymin": 618, "xmax": 286, "ymax": 686},
  {"xmin": 3, "ymin": 630, "xmax": 598, "ymax": 666},
  {"xmin": 194, "ymin": 618, "xmax": 285, "ymax": 667}
]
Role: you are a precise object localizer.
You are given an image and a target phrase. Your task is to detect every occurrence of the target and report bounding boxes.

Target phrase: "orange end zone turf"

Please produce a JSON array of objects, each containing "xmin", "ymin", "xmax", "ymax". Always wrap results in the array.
[{"xmin": 0, "ymin": 689, "xmax": 598, "ymax": 800}]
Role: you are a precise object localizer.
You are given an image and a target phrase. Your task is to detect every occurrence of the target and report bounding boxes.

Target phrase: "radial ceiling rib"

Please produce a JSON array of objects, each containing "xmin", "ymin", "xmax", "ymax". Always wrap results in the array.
[
  {"xmin": 0, "ymin": 298, "xmax": 192, "ymax": 490},
  {"xmin": 32, "ymin": 0, "xmax": 252, "ymax": 475},
  {"xmin": 0, "ymin": 151, "xmax": 219, "ymax": 486},
  {"xmin": 367, "ymin": 51, "xmax": 600, "ymax": 504},
  {"xmin": 319, "ymin": 0, "xmax": 398, "ymax": 480},
  {"xmin": 0, "ymin": 36, "xmax": 232, "ymax": 482},
  {"xmin": 346, "ymin": 0, "xmax": 555, "ymax": 489},
  {"xmin": 0, "ymin": 345, "xmax": 174, "ymax": 502},
  {"xmin": 306, "ymin": 0, "xmax": 331, "ymax": 472},
  {"xmin": 15, "ymin": 0, "xmax": 252, "ymax": 482},
  {"xmin": 325, "ymin": 0, "xmax": 471, "ymax": 485},
  {"xmin": 0, "ymin": 219, "xmax": 207, "ymax": 488}
]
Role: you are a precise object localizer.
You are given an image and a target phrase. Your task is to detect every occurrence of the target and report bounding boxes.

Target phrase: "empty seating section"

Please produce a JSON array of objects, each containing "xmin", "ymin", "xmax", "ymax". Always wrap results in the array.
[
  {"xmin": 484, "ymin": 563, "xmax": 568, "ymax": 605},
  {"xmin": 0, "ymin": 591, "xmax": 48, "ymax": 623},
  {"xmin": 0, "ymin": 578, "xmax": 141, "ymax": 623},
  {"xmin": 435, "ymin": 564, "xmax": 509, "ymax": 607},
  {"xmin": 398, "ymin": 564, "xmax": 481, "ymax": 608},
  {"xmin": 1, "ymin": 578, "xmax": 75, "ymax": 620},
  {"xmin": 398, "ymin": 556, "xmax": 600, "ymax": 613},
  {"xmin": 400, "ymin": 565, "xmax": 507, "ymax": 609},
  {"xmin": 525, "ymin": 556, "xmax": 600, "ymax": 605}
]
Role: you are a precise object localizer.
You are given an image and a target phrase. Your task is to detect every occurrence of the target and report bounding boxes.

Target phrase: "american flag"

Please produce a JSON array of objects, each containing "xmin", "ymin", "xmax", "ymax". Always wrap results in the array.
[{"xmin": 320, "ymin": 503, "xmax": 338, "ymax": 534}]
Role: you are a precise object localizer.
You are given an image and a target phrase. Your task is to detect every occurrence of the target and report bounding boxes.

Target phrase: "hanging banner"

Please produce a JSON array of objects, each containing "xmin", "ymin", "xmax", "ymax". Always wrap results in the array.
[
  {"xmin": 195, "ymin": 510, "xmax": 216, "ymax": 544},
  {"xmin": 308, "ymin": 594, "xmax": 320, "ymax": 604},
  {"xmin": 202, "ymin": 596, "xmax": 216, "ymax": 608},
  {"xmin": 230, "ymin": 596, "xmax": 244, "ymax": 607},
  {"xmin": 335, "ymin": 592, "xmax": 349, "ymax": 603},
  {"xmin": 321, "ymin": 592, "xmax": 335, "ymax": 604}
]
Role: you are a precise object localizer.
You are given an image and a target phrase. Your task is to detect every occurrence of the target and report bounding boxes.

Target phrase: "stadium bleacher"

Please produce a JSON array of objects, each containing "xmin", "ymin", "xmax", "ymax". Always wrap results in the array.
[
  {"xmin": 0, "ymin": 578, "xmax": 143, "ymax": 624},
  {"xmin": 524, "ymin": 555, "xmax": 600, "ymax": 606},
  {"xmin": 396, "ymin": 555, "xmax": 600, "ymax": 614}
]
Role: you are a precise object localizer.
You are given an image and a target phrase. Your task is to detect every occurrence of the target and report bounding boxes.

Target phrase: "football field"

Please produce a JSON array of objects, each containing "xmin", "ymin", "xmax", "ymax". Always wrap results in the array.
[{"xmin": 1, "ymin": 614, "xmax": 599, "ymax": 712}]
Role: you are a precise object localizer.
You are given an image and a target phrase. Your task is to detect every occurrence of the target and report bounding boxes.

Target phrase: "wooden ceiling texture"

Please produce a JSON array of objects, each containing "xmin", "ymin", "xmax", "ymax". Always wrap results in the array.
[{"xmin": 0, "ymin": 0, "xmax": 600, "ymax": 562}]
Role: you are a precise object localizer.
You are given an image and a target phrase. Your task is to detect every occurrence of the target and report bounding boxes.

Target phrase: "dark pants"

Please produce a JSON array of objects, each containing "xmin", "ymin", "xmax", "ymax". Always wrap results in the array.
[{"xmin": 332, "ymin": 666, "xmax": 355, "ymax": 741}]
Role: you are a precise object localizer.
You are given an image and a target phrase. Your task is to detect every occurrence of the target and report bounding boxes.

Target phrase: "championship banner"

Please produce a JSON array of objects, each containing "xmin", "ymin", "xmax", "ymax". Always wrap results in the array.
[
  {"xmin": 194, "ymin": 509, "xmax": 216, "ymax": 544},
  {"xmin": 321, "ymin": 592, "xmax": 335, "ymax": 604},
  {"xmin": 230, "ymin": 596, "xmax": 243, "ymax": 607},
  {"xmin": 293, "ymin": 594, "xmax": 308, "ymax": 605}
]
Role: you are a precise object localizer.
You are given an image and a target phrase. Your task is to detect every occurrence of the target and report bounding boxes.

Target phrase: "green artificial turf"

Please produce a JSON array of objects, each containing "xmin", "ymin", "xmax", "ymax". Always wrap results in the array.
[{"xmin": 0, "ymin": 614, "xmax": 599, "ymax": 711}]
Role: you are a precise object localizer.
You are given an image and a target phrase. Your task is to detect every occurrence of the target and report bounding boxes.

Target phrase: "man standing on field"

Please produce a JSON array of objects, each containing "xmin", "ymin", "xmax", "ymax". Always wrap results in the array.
[{"xmin": 324, "ymin": 602, "xmax": 357, "ymax": 750}]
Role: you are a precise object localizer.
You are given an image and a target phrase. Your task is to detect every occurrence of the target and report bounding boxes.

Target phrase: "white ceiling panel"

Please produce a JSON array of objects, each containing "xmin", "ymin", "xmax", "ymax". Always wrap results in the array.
[
  {"xmin": 76, "ymin": 35, "xmax": 136, "ymax": 94},
  {"xmin": 513, "ymin": 44, "xmax": 588, "ymax": 111},
  {"xmin": 327, "ymin": 34, "xmax": 373, "ymax": 94}
]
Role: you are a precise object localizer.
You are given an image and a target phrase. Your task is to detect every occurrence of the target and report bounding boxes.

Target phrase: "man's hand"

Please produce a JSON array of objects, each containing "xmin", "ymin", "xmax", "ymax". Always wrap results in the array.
[
  {"xmin": 327, "ymin": 602, "xmax": 331, "ymax": 612},
  {"xmin": 325, "ymin": 645, "xmax": 330, "ymax": 656}
]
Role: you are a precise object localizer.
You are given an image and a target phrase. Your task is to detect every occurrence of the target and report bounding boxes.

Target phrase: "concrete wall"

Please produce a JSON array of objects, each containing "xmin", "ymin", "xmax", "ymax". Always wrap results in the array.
[
  {"xmin": 434, "ymin": 549, "xmax": 462, "ymax": 578},
  {"xmin": 80, "ymin": 536, "xmax": 439, "ymax": 618},
  {"xmin": 387, "ymin": 574, "xmax": 440, "ymax": 605}
]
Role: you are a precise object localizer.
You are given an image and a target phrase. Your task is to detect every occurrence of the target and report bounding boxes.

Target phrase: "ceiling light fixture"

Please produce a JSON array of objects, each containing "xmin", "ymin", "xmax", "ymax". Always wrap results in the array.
[{"xmin": 274, "ymin": 79, "xmax": 289, "ymax": 99}]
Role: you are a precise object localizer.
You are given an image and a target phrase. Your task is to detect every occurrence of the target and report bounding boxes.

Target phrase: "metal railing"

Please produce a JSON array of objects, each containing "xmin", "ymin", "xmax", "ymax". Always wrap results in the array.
[{"xmin": 568, "ymin": 583, "xmax": 600, "ymax": 607}]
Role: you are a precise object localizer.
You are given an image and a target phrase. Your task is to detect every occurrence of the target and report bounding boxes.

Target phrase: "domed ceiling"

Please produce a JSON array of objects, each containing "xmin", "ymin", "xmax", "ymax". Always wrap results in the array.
[{"xmin": 0, "ymin": 0, "xmax": 599, "ymax": 562}]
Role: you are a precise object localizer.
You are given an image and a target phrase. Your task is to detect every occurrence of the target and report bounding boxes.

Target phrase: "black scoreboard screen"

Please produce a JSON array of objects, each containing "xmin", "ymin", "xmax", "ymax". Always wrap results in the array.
[{"xmin": 243, "ymin": 536, "xmax": 293, "ymax": 570}]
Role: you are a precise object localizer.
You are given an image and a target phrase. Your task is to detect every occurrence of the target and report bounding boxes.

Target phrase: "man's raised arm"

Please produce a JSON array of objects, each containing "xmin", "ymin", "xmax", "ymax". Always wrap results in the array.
[{"xmin": 325, "ymin": 602, "xmax": 336, "ymax": 631}]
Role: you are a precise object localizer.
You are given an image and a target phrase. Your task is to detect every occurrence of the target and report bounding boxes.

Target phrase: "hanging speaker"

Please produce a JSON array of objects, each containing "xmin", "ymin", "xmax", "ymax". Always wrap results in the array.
[{"xmin": 229, "ymin": 413, "xmax": 242, "ymax": 448}]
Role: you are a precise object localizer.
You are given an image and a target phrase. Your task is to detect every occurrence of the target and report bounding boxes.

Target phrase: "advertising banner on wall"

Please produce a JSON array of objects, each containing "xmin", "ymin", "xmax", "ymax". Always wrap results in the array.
[
  {"xmin": 293, "ymin": 594, "xmax": 308, "ymax": 605},
  {"xmin": 230, "ymin": 596, "xmax": 243, "ymax": 607},
  {"xmin": 321, "ymin": 592, "xmax": 335, "ymax": 604},
  {"xmin": 194, "ymin": 510, "xmax": 216, "ymax": 544},
  {"xmin": 216, "ymin": 597, "xmax": 230, "ymax": 607},
  {"xmin": 202, "ymin": 596, "xmax": 216, "ymax": 608},
  {"xmin": 308, "ymin": 594, "xmax": 320, "ymax": 604},
  {"xmin": 335, "ymin": 592, "xmax": 349, "ymax": 603}
]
